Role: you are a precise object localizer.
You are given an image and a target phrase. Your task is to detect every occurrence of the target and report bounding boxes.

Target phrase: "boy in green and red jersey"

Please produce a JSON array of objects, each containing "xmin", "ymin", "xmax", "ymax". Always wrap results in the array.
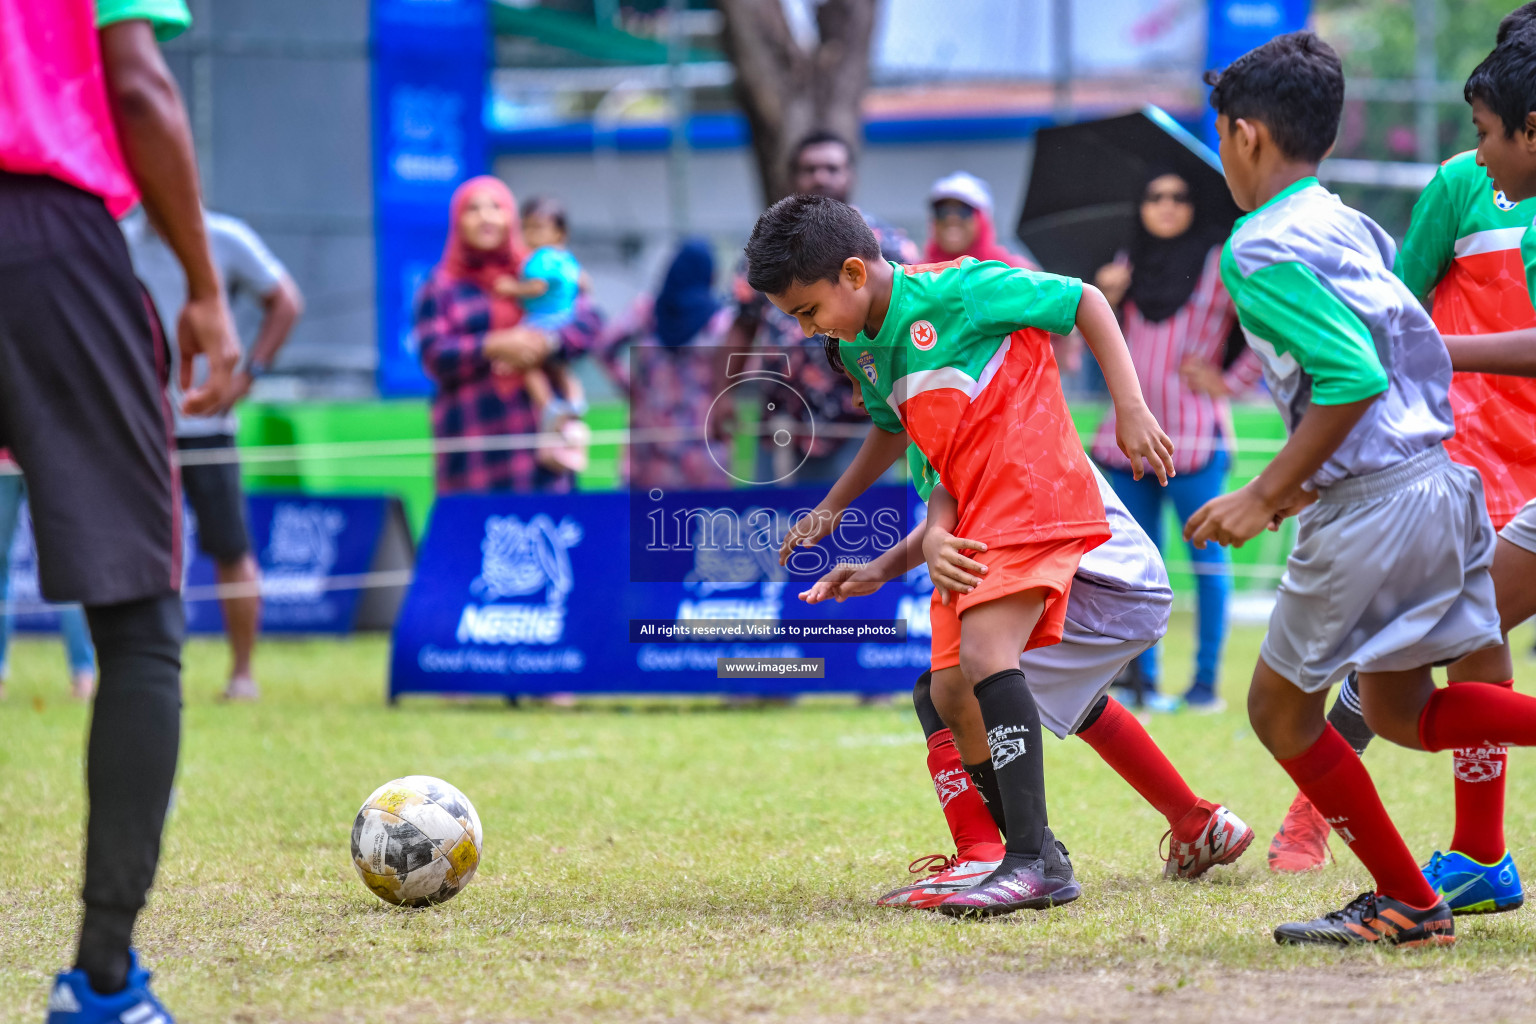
[{"xmin": 744, "ymin": 194, "xmax": 1174, "ymax": 917}]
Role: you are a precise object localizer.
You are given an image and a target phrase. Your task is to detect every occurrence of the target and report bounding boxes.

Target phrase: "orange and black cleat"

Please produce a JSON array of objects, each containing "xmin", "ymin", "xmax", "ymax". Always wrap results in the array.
[{"xmin": 1274, "ymin": 891, "xmax": 1455, "ymax": 948}]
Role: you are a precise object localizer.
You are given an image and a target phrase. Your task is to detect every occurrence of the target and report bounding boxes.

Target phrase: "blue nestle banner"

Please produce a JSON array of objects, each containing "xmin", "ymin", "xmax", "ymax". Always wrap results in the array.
[
  {"xmin": 185, "ymin": 494, "xmax": 394, "ymax": 634},
  {"xmin": 8, "ymin": 494, "xmax": 400, "ymax": 636},
  {"xmin": 1202, "ymin": 0, "xmax": 1310, "ymax": 146},
  {"xmin": 371, "ymin": 0, "xmax": 490, "ymax": 398},
  {"xmin": 389, "ymin": 489, "xmax": 937, "ymax": 698}
]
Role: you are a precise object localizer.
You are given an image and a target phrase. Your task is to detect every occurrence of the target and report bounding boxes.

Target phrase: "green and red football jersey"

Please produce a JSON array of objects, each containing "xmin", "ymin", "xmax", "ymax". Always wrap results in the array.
[
  {"xmin": 839, "ymin": 257, "xmax": 1109, "ymax": 550},
  {"xmin": 1397, "ymin": 150, "xmax": 1536, "ymax": 529}
]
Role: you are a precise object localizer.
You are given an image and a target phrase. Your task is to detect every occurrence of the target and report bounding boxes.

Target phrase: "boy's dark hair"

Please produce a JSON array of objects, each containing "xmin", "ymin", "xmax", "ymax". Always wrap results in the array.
[
  {"xmin": 1203, "ymin": 31, "xmax": 1343, "ymax": 163},
  {"xmin": 790, "ymin": 129, "xmax": 852, "ymax": 171},
  {"xmin": 1498, "ymin": 2, "xmax": 1536, "ymax": 44},
  {"xmin": 743, "ymin": 193, "xmax": 881, "ymax": 296},
  {"xmin": 1466, "ymin": 33, "xmax": 1536, "ymax": 137},
  {"xmin": 520, "ymin": 195, "xmax": 567, "ymax": 234},
  {"xmin": 823, "ymin": 335, "xmax": 845, "ymax": 374}
]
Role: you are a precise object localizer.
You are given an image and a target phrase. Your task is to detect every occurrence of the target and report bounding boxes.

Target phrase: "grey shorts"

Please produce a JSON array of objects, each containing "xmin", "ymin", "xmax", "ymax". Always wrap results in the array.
[
  {"xmin": 1261, "ymin": 444, "xmax": 1502, "ymax": 693},
  {"xmin": 1500, "ymin": 498, "xmax": 1536, "ymax": 555},
  {"xmin": 1021, "ymin": 618, "xmax": 1153, "ymax": 739}
]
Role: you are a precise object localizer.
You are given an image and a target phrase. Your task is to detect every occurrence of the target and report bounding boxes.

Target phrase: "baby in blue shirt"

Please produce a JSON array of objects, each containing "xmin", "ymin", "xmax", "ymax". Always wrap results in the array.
[{"xmin": 495, "ymin": 196, "xmax": 590, "ymax": 471}]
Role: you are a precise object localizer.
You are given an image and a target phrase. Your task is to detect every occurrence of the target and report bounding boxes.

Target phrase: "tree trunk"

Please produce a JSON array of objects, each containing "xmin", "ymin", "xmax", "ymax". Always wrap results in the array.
[{"xmin": 716, "ymin": 0, "xmax": 877, "ymax": 206}]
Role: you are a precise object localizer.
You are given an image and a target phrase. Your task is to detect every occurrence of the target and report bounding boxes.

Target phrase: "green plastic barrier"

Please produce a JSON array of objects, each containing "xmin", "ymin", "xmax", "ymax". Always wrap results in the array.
[
  {"xmin": 236, "ymin": 402, "xmax": 437, "ymax": 536},
  {"xmin": 235, "ymin": 399, "xmax": 1294, "ymax": 594}
]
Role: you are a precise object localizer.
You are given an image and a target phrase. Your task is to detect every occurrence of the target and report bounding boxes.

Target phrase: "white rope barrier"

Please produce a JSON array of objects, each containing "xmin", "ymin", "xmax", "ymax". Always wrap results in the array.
[
  {"xmin": 0, "ymin": 570, "xmax": 417, "ymax": 617},
  {"xmin": 1, "ymin": 420, "xmax": 1300, "ymax": 616},
  {"xmin": 2, "ymin": 421, "xmax": 1292, "ymax": 472},
  {"xmin": 0, "ymin": 560, "xmax": 1291, "ymax": 616}
]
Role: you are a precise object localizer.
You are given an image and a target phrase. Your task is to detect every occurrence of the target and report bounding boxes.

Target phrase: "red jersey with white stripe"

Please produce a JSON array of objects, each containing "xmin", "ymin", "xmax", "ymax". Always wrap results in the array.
[
  {"xmin": 839, "ymin": 258, "xmax": 1110, "ymax": 550},
  {"xmin": 1397, "ymin": 150, "xmax": 1536, "ymax": 529}
]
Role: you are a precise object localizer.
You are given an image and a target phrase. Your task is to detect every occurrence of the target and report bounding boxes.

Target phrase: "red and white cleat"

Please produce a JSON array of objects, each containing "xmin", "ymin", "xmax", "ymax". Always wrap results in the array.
[
  {"xmin": 1163, "ymin": 804, "xmax": 1254, "ymax": 879},
  {"xmin": 875, "ymin": 852, "xmax": 1003, "ymax": 910},
  {"xmin": 1267, "ymin": 791, "xmax": 1331, "ymax": 873}
]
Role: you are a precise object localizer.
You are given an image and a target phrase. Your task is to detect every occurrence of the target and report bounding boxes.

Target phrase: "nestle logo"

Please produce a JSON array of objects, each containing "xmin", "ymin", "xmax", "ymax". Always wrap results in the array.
[
  {"xmin": 455, "ymin": 604, "xmax": 564, "ymax": 645},
  {"xmin": 1224, "ymin": 2, "xmax": 1280, "ymax": 28}
]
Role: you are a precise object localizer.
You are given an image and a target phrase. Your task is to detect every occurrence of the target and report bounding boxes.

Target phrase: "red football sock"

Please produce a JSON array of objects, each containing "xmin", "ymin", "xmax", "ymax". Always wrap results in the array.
[
  {"xmin": 1076, "ymin": 697, "xmax": 1212, "ymax": 842},
  {"xmin": 1419, "ymin": 679, "xmax": 1536, "ymax": 750},
  {"xmin": 1279, "ymin": 724, "xmax": 1438, "ymax": 909},
  {"xmin": 1447, "ymin": 679, "xmax": 1512, "ymax": 865},
  {"xmin": 925, "ymin": 729, "xmax": 1004, "ymax": 862}
]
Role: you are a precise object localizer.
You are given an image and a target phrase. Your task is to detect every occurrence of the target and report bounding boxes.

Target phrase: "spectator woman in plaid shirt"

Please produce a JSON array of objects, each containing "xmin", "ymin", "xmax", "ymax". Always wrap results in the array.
[
  {"xmin": 412, "ymin": 176, "xmax": 601, "ymax": 494},
  {"xmin": 1091, "ymin": 169, "xmax": 1263, "ymax": 714}
]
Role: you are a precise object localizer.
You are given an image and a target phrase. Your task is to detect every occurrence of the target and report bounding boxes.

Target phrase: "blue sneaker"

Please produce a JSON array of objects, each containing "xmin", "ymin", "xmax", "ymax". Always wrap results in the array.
[
  {"xmin": 1140, "ymin": 690, "xmax": 1182, "ymax": 714},
  {"xmin": 46, "ymin": 952, "xmax": 174, "ymax": 1023},
  {"xmin": 1422, "ymin": 849, "xmax": 1524, "ymax": 915}
]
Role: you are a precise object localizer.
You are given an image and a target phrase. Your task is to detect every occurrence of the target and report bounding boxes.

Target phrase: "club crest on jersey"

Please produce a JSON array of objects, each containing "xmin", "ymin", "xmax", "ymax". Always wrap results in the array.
[
  {"xmin": 856, "ymin": 350, "xmax": 878, "ymax": 386},
  {"xmin": 1495, "ymin": 188, "xmax": 1518, "ymax": 211},
  {"xmin": 909, "ymin": 320, "xmax": 937, "ymax": 350}
]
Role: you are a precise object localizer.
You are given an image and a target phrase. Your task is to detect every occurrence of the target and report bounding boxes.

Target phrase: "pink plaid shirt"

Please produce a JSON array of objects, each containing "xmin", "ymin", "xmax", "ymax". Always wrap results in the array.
[
  {"xmin": 413, "ymin": 273, "xmax": 600, "ymax": 494},
  {"xmin": 1092, "ymin": 246, "xmax": 1262, "ymax": 474}
]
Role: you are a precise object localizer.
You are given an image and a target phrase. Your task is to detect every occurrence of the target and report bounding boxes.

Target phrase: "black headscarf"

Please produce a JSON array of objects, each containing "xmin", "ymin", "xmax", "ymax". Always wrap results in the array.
[
  {"xmin": 654, "ymin": 239, "xmax": 720, "ymax": 347},
  {"xmin": 1125, "ymin": 170, "xmax": 1226, "ymax": 324}
]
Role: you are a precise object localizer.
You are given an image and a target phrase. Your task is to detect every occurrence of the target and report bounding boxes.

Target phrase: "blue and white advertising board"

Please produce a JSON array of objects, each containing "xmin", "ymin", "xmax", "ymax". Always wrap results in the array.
[
  {"xmin": 389, "ymin": 488, "xmax": 937, "ymax": 699},
  {"xmin": 183, "ymin": 495, "xmax": 397, "ymax": 634},
  {"xmin": 371, "ymin": 0, "xmax": 490, "ymax": 398},
  {"xmin": 8, "ymin": 494, "xmax": 405, "ymax": 636},
  {"xmin": 1203, "ymin": 0, "xmax": 1311, "ymax": 146}
]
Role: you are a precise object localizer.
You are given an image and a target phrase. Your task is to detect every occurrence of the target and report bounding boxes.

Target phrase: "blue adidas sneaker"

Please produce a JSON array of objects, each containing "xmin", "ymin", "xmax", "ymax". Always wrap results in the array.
[
  {"xmin": 46, "ymin": 952, "xmax": 174, "ymax": 1024},
  {"xmin": 1422, "ymin": 849, "xmax": 1524, "ymax": 915}
]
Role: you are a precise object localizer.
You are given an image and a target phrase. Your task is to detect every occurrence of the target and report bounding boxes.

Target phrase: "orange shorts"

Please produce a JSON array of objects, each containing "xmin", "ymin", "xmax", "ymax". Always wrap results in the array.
[{"xmin": 928, "ymin": 538, "xmax": 1086, "ymax": 672}]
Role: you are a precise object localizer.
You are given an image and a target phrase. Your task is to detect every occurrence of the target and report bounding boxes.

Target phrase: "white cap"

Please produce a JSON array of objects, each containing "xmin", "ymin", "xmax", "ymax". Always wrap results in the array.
[{"xmin": 928, "ymin": 171, "xmax": 993, "ymax": 213}]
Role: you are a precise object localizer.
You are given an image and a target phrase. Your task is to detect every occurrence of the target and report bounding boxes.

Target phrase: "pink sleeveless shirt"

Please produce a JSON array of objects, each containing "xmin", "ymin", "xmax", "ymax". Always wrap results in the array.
[{"xmin": 0, "ymin": 0, "xmax": 137, "ymax": 215}]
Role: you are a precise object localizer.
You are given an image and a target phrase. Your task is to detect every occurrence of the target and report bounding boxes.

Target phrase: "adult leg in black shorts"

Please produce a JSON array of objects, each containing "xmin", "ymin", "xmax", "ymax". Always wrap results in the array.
[
  {"xmin": 0, "ymin": 172, "xmax": 185, "ymax": 997},
  {"xmin": 178, "ymin": 433, "xmax": 260, "ymax": 698}
]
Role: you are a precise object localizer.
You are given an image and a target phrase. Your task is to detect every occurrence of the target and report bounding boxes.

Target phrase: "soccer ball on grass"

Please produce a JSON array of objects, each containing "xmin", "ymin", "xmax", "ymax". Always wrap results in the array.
[{"xmin": 350, "ymin": 775, "xmax": 483, "ymax": 907}]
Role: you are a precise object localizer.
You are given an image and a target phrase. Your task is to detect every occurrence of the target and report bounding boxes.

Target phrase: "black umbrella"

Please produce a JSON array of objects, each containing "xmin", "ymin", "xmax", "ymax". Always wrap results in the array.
[{"xmin": 1016, "ymin": 105, "xmax": 1241, "ymax": 282}]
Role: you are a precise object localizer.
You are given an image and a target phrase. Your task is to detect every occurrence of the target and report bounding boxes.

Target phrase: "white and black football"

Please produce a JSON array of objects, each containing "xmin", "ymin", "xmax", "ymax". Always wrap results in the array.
[{"xmin": 350, "ymin": 776, "xmax": 483, "ymax": 907}]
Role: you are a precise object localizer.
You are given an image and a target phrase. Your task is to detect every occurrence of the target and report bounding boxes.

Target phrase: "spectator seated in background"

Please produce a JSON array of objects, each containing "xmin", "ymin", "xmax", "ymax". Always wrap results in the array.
[
  {"xmin": 595, "ymin": 238, "xmax": 736, "ymax": 492},
  {"xmin": 413, "ymin": 175, "xmax": 602, "ymax": 495}
]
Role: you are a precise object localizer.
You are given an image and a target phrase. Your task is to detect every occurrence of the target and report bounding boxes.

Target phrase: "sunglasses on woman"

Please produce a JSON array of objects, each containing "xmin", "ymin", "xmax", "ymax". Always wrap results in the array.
[
  {"xmin": 1143, "ymin": 189, "xmax": 1192, "ymax": 206},
  {"xmin": 932, "ymin": 200, "xmax": 976, "ymax": 220}
]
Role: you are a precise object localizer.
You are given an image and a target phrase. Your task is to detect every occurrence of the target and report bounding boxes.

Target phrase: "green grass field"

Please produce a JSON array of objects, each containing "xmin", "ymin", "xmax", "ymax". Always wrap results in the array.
[{"xmin": 5, "ymin": 617, "xmax": 1536, "ymax": 1023}]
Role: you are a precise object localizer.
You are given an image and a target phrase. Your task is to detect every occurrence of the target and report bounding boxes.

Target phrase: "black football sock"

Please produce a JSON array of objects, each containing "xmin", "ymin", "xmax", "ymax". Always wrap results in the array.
[
  {"xmin": 76, "ymin": 594, "xmax": 183, "ymax": 996},
  {"xmin": 911, "ymin": 671, "xmax": 947, "ymax": 740},
  {"xmin": 962, "ymin": 758, "xmax": 1007, "ymax": 833},
  {"xmin": 1328, "ymin": 671, "xmax": 1375, "ymax": 755},
  {"xmin": 973, "ymin": 668, "xmax": 1048, "ymax": 858}
]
